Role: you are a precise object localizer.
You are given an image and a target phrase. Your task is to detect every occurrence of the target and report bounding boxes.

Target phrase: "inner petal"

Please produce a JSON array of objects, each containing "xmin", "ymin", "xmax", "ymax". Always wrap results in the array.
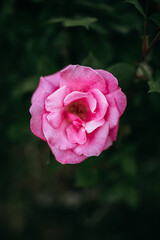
[
  {"xmin": 66, "ymin": 100, "xmax": 88, "ymax": 120},
  {"xmin": 64, "ymin": 91, "xmax": 97, "ymax": 113},
  {"xmin": 66, "ymin": 123, "xmax": 86, "ymax": 144}
]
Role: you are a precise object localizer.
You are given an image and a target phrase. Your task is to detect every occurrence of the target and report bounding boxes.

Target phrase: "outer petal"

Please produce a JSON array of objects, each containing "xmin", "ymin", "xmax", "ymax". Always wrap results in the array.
[
  {"xmin": 103, "ymin": 136, "xmax": 113, "ymax": 150},
  {"xmin": 74, "ymin": 121, "xmax": 109, "ymax": 157},
  {"xmin": 112, "ymin": 89, "xmax": 127, "ymax": 116},
  {"xmin": 48, "ymin": 145, "xmax": 87, "ymax": 164},
  {"xmin": 43, "ymin": 114, "xmax": 76, "ymax": 150},
  {"xmin": 106, "ymin": 107, "xmax": 119, "ymax": 129},
  {"xmin": 45, "ymin": 86, "xmax": 70, "ymax": 111},
  {"xmin": 43, "ymin": 71, "xmax": 60, "ymax": 88},
  {"xmin": 64, "ymin": 91, "xmax": 97, "ymax": 113},
  {"xmin": 104, "ymin": 123, "xmax": 119, "ymax": 150},
  {"xmin": 30, "ymin": 92, "xmax": 48, "ymax": 141},
  {"xmin": 31, "ymin": 71, "xmax": 60, "ymax": 103},
  {"xmin": 106, "ymin": 94, "xmax": 119, "ymax": 129},
  {"xmin": 109, "ymin": 122, "xmax": 119, "ymax": 141},
  {"xmin": 66, "ymin": 124, "xmax": 86, "ymax": 144},
  {"xmin": 60, "ymin": 65, "xmax": 107, "ymax": 94},
  {"xmin": 90, "ymin": 89, "xmax": 108, "ymax": 121},
  {"xmin": 95, "ymin": 69, "xmax": 118, "ymax": 93}
]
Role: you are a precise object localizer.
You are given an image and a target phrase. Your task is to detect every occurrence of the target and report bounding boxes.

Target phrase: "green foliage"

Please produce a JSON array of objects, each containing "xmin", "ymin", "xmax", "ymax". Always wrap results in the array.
[
  {"xmin": 107, "ymin": 63, "xmax": 137, "ymax": 90},
  {"xmin": 76, "ymin": 157, "xmax": 100, "ymax": 188},
  {"xmin": 77, "ymin": 1, "xmax": 114, "ymax": 12},
  {"xmin": 81, "ymin": 52, "xmax": 103, "ymax": 68},
  {"xmin": 148, "ymin": 79, "xmax": 160, "ymax": 93},
  {"xmin": 47, "ymin": 17, "xmax": 97, "ymax": 29},
  {"xmin": 150, "ymin": 12, "xmax": 160, "ymax": 27},
  {"xmin": 138, "ymin": 64, "xmax": 160, "ymax": 93},
  {"xmin": 125, "ymin": 0, "xmax": 145, "ymax": 17}
]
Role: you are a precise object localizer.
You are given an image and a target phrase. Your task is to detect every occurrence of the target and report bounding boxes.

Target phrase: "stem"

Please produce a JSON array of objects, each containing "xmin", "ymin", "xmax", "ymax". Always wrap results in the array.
[
  {"xmin": 142, "ymin": 0, "xmax": 149, "ymax": 58},
  {"xmin": 139, "ymin": 0, "xmax": 160, "ymax": 62},
  {"xmin": 141, "ymin": 30, "xmax": 160, "ymax": 61}
]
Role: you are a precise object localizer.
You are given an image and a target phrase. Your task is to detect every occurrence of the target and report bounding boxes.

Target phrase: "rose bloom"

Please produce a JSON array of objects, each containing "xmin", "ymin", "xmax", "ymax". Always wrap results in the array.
[{"xmin": 30, "ymin": 65, "xmax": 127, "ymax": 164}]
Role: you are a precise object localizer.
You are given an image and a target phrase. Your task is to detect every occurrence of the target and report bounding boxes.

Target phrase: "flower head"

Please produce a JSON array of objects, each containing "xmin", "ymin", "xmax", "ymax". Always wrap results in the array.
[{"xmin": 30, "ymin": 65, "xmax": 127, "ymax": 164}]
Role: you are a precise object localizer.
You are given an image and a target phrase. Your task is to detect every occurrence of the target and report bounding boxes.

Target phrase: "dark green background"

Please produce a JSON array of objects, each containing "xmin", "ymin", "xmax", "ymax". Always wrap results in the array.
[{"xmin": 0, "ymin": 0, "xmax": 160, "ymax": 239}]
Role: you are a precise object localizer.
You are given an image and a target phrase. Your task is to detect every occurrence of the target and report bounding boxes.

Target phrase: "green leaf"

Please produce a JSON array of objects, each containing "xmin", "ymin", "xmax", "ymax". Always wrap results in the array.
[
  {"xmin": 148, "ymin": 80, "xmax": 160, "ymax": 93},
  {"xmin": 138, "ymin": 63, "xmax": 153, "ymax": 82},
  {"xmin": 47, "ymin": 17, "xmax": 97, "ymax": 29},
  {"xmin": 125, "ymin": 0, "xmax": 145, "ymax": 17},
  {"xmin": 90, "ymin": 23, "xmax": 107, "ymax": 34},
  {"xmin": 150, "ymin": 13, "xmax": 160, "ymax": 27},
  {"xmin": 46, "ymin": 17, "xmax": 64, "ymax": 24},
  {"xmin": 12, "ymin": 76, "xmax": 38, "ymax": 98},
  {"xmin": 121, "ymin": 156, "xmax": 137, "ymax": 176},
  {"xmin": 77, "ymin": 1, "xmax": 113, "ymax": 12},
  {"xmin": 138, "ymin": 64, "xmax": 160, "ymax": 93},
  {"xmin": 107, "ymin": 63, "xmax": 137, "ymax": 90},
  {"xmin": 76, "ymin": 157, "xmax": 99, "ymax": 188},
  {"xmin": 81, "ymin": 52, "xmax": 103, "ymax": 69}
]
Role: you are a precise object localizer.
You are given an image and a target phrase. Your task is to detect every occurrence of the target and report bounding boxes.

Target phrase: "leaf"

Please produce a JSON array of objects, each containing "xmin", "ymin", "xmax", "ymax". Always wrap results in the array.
[
  {"xmin": 46, "ymin": 18, "xmax": 64, "ymax": 24},
  {"xmin": 90, "ymin": 23, "xmax": 107, "ymax": 34},
  {"xmin": 125, "ymin": 0, "xmax": 145, "ymax": 17},
  {"xmin": 121, "ymin": 156, "xmax": 137, "ymax": 176},
  {"xmin": 47, "ymin": 17, "xmax": 97, "ymax": 29},
  {"xmin": 107, "ymin": 63, "xmax": 137, "ymax": 90},
  {"xmin": 64, "ymin": 17, "xmax": 97, "ymax": 29},
  {"xmin": 12, "ymin": 76, "xmax": 38, "ymax": 98},
  {"xmin": 137, "ymin": 63, "xmax": 153, "ymax": 82},
  {"xmin": 150, "ymin": 13, "xmax": 160, "ymax": 27},
  {"xmin": 77, "ymin": 1, "xmax": 113, "ymax": 12},
  {"xmin": 81, "ymin": 52, "xmax": 103, "ymax": 69},
  {"xmin": 76, "ymin": 157, "xmax": 99, "ymax": 188},
  {"xmin": 148, "ymin": 80, "xmax": 160, "ymax": 93},
  {"xmin": 138, "ymin": 64, "xmax": 160, "ymax": 93}
]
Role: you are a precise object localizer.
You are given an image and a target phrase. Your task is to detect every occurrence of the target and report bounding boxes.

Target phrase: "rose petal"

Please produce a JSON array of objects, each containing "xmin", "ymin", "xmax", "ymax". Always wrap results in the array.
[
  {"xmin": 66, "ymin": 112, "xmax": 83, "ymax": 124},
  {"xmin": 60, "ymin": 65, "xmax": 107, "ymax": 94},
  {"xmin": 105, "ymin": 94, "xmax": 119, "ymax": 128},
  {"xmin": 106, "ymin": 107, "xmax": 119, "ymax": 129},
  {"xmin": 31, "ymin": 71, "xmax": 60, "ymax": 103},
  {"xmin": 104, "ymin": 123, "xmax": 119, "ymax": 150},
  {"xmin": 47, "ymin": 109, "xmax": 63, "ymax": 129},
  {"xmin": 64, "ymin": 91, "xmax": 97, "ymax": 113},
  {"xmin": 95, "ymin": 69, "xmax": 119, "ymax": 93},
  {"xmin": 43, "ymin": 114, "xmax": 76, "ymax": 150},
  {"xmin": 30, "ymin": 92, "xmax": 48, "ymax": 141},
  {"xmin": 66, "ymin": 124, "xmax": 86, "ymax": 144},
  {"xmin": 112, "ymin": 89, "xmax": 127, "ymax": 116},
  {"xmin": 103, "ymin": 136, "xmax": 113, "ymax": 150},
  {"xmin": 90, "ymin": 89, "xmax": 108, "ymax": 121},
  {"xmin": 109, "ymin": 122, "xmax": 119, "ymax": 141},
  {"xmin": 85, "ymin": 118, "xmax": 105, "ymax": 133},
  {"xmin": 43, "ymin": 71, "xmax": 60, "ymax": 88},
  {"xmin": 48, "ymin": 145, "xmax": 87, "ymax": 164},
  {"xmin": 45, "ymin": 86, "xmax": 70, "ymax": 111},
  {"xmin": 74, "ymin": 121, "xmax": 109, "ymax": 157}
]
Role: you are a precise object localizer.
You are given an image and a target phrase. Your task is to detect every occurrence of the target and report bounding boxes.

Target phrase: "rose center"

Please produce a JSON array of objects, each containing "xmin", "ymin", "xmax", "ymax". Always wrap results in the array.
[{"xmin": 67, "ymin": 101, "xmax": 87, "ymax": 120}]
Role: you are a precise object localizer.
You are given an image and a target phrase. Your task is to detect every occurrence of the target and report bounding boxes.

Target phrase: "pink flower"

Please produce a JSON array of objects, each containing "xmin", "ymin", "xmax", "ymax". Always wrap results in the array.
[{"xmin": 30, "ymin": 65, "xmax": 127, "ymax": 164}]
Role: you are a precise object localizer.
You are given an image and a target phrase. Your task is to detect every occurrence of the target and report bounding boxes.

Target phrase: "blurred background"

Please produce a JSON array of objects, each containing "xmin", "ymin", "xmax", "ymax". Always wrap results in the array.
[{"xmin": 0, "ymin": 0, "xmax": 160, "ymax": 239}]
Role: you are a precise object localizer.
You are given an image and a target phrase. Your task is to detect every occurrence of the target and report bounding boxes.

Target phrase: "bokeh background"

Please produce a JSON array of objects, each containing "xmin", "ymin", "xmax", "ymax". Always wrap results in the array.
[{"xmin": 1, "ymin": 0, "xmax": 160, "ymax": 239}]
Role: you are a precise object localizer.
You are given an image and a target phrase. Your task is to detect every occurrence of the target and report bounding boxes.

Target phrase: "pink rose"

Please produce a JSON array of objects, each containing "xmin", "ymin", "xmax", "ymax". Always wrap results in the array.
[{"xmin": 30, "ymin": 65, "xmax": 127, "ymax": 164}]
